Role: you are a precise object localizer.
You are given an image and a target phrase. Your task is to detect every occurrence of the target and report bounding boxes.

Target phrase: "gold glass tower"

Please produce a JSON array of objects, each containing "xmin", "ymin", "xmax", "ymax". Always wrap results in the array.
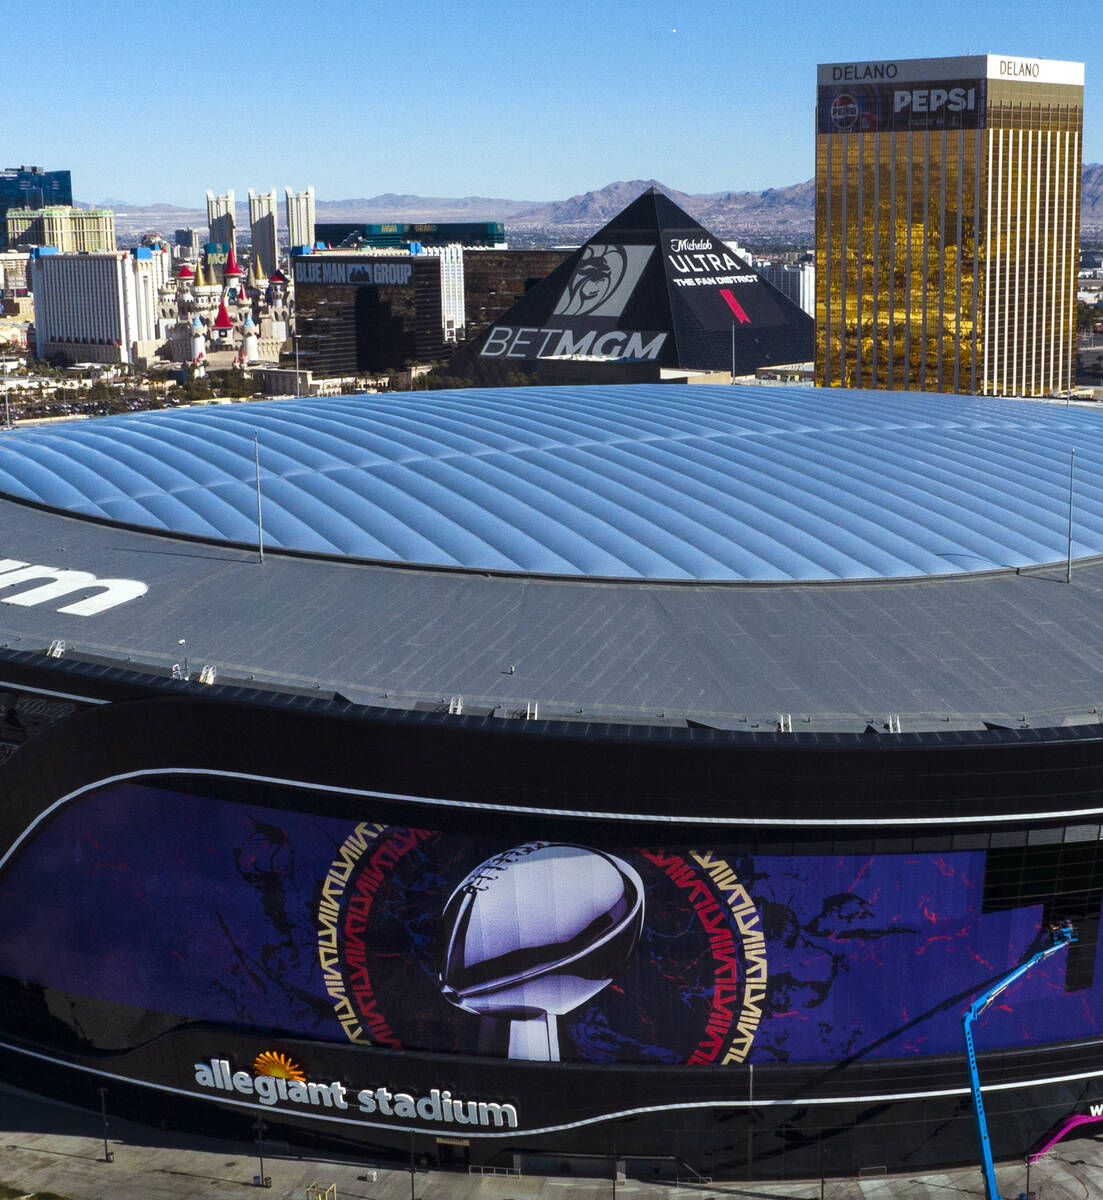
[{"xmin": 816, "ymin": 55, "xmax": 1083, "ymax": 396}]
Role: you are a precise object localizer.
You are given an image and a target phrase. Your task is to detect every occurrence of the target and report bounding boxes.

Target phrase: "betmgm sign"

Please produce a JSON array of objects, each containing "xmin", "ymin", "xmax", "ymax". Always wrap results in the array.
[{"xmin": 480, "ymin": 244, "xmax": 668, "ymax": 364}]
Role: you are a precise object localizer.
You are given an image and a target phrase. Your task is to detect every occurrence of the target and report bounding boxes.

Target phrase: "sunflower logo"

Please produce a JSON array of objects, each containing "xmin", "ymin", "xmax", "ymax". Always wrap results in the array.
[{"xmin": 253, "ymin": 1051, "xmax": 305, "ymax": 1081}]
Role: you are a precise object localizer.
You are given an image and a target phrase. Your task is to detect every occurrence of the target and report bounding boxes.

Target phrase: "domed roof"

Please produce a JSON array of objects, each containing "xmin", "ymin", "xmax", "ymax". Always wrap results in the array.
[{"xmin": 0, "ymin": 386, "xmax": 1099, "ymax": 582}]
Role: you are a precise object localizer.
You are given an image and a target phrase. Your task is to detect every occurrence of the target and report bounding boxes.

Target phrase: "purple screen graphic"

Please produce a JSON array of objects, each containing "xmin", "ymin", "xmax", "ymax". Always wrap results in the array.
[{"xmin": 0, "ymin": 781, "xmax": 1096, "ymax": 1066}]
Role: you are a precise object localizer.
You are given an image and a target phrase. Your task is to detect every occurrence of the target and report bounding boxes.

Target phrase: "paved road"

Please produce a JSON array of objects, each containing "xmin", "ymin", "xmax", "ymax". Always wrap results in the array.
[{"xmin": 0, "ymin": 1085, "xmax": 1100, "ymax": 1200}]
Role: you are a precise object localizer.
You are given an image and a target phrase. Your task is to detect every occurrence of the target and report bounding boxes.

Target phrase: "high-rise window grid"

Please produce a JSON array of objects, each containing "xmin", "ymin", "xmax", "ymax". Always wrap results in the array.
[{"xmin": 816, "ymin": 58, "xmax": 1082, "ymax": 396}]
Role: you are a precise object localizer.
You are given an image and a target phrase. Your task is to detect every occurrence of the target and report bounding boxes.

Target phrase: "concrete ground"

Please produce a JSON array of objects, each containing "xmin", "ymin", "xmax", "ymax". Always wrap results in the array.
[{"xmin": 0, "ymin": 1085, "xmax": 1100, "ymax": 1200}]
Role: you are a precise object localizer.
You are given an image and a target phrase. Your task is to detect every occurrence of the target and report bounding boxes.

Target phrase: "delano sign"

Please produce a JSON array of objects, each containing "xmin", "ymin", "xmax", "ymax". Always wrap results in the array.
[
  {"xmin": 817, "ymin": 55, "xmax": 1083, "ymax": 88},
  {"xmin": 817, "ymin": 54, "xmax": 1082, "ymax": 135}
]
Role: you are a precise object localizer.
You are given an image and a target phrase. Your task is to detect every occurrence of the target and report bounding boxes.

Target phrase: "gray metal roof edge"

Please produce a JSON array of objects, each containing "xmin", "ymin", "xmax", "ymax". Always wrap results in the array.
[{"xmin": 5, "ymin": 646, "xmax": 1103, "ymax": 752}]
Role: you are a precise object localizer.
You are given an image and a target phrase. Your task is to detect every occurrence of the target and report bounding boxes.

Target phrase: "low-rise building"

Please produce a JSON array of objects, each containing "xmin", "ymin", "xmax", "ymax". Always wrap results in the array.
[
  {"xmin": 0, "ymin": 250, "xmax": 29, "ymax": 293},
  {"xmin": 30, "ymin": 245, "xmax": 172, "ymax": 365},
  {"xmin": 754, "ymin": 260, "xmax": 815, "ymax": 318}
]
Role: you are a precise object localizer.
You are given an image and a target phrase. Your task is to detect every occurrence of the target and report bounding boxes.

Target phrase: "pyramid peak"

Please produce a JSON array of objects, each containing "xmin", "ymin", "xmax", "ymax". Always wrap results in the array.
[{"xmin": 449, "ymin": 188, "xmax": 812, "ymax": 382}]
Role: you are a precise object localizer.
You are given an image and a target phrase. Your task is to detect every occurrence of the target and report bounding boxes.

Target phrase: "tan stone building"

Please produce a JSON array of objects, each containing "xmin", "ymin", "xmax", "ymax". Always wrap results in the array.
[{"xmin": 6, "ymin": 206, "xmax": 116, "ymax": 253}]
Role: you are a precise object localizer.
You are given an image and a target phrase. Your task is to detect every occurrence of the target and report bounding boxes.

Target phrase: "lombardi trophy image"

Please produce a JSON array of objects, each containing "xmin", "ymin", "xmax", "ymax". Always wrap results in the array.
[{"xmin": 437, "ymin": 842, "xmax": 645, "ymax": 1061}]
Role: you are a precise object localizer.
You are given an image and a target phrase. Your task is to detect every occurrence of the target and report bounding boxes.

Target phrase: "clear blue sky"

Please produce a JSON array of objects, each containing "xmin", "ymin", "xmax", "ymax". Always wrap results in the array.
[{"xmin": 24, "ymin": 0, "xmax": 1103, "ymax": 206}]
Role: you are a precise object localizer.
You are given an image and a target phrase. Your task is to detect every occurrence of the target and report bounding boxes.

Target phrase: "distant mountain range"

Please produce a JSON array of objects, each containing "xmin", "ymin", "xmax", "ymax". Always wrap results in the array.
[
  {"xmin": 509, "ymin": 179, "xmax": 816, "ymax": 237},
  {"xmin": 85, "ymin": 166, "xmax": 1103, "ymax": 241},
  {"xmin": 1082, "ymin": 164, "xmax": 1103, "ymax": 227}
]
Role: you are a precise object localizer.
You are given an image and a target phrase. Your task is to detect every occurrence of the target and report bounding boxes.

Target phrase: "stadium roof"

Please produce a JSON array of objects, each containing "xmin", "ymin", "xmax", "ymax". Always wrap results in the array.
[
  {"xmin": 0, "ymin": 386, "xmax": 1101, "ymax": 584},
  {"xmin": 4, "ymin": 386, "xmax": 1103, "ymax": 730}
]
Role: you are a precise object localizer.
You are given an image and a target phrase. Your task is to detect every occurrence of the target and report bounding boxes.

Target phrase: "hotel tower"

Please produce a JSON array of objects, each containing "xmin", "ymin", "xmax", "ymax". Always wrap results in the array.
[{"xmin": 815, "ymin": 55, "xmax": 1083, "ymax": 395}]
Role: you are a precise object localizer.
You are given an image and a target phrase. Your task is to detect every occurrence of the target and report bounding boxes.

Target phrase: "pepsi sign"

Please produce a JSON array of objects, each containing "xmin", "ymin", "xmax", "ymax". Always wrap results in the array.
[{"xmin": 818, "ymin": 77, "xmax": 987, "ymax": 133}]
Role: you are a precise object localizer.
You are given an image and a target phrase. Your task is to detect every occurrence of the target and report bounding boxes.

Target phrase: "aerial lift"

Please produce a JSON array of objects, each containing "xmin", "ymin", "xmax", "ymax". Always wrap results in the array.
[{"xmin": 962, "ymin": 922, "xmax": 1076, "ymax": 1200}]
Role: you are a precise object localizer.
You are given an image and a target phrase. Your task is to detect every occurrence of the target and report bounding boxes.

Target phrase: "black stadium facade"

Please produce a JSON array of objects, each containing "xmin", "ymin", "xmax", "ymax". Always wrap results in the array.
[{"xmin": 1, "ymin": 385, "xmax": 1102, "ymax": 1181}]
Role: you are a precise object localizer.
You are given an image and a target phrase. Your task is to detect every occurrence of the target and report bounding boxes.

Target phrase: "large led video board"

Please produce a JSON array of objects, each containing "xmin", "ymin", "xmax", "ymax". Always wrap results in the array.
[
  {"xmin": 816, "ymin": 78, "xmax": 986, "ymax": 133},
  {"xmin": 0, "ymin": 779, "xmax": 1096, "ymax": 1067}
]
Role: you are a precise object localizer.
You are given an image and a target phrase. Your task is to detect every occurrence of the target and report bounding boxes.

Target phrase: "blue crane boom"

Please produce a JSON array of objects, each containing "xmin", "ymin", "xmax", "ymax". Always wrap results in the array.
[{"xmin": 961, "ymin": 922, "xmax": 1076, "ymax": 1200}]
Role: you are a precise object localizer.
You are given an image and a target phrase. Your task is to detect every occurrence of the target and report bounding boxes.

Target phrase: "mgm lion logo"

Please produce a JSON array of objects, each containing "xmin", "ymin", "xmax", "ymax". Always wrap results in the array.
[{"xmin": 553, "ymin": 244, "xmax": 655, "ymax": 319}]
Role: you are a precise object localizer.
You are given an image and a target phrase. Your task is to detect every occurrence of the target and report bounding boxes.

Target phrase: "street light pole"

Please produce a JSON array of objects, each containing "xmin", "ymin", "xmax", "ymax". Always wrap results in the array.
[
  {"xmin": 254, "ymin": 430, "xmax": 264, "ymax": 564},
  {"xmin": 409, "ymin": 1128, "xmax": 416, "ymax": 1200},
  {"xmin": 746, "ymin": 1061, "xmax": 755, "ymax": 1181},
  {"xmin": 1067, "ymin": 447, "xmax": 1076, "ymax": 584},
  {"xmin": 254, "ymin": 1117, "xmax": 269, "ymax": 1187},
  {"xmin": 98, "ymin": 1086, "xmax": 114, "ymax": 1163}
]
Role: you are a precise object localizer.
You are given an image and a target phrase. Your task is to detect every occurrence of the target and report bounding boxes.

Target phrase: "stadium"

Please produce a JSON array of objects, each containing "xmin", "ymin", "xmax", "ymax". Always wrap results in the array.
[{"xmin": 0, "ymin": 384, "xmax": 1102, "ymax": 1181}]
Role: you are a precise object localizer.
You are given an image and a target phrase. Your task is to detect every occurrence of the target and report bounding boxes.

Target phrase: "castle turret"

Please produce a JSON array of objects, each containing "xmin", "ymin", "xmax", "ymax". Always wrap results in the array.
[
  {"xmin": 190, "ymin": 314, "xmax": 206, "ymax": 365},
  {"xmin": 212, "ymin": 296, "xmax": 234, "ymax": 342},
  {"xmin": 176, "ymin": 262, "xmax": 197, "ymax": 311},
  {"xmin": 223, "ymin": 243, "xmax": 242, "ymax": 291},
  {"xmin": 242, "ymin": 310, "xmax": 259, "ymax": 362}
]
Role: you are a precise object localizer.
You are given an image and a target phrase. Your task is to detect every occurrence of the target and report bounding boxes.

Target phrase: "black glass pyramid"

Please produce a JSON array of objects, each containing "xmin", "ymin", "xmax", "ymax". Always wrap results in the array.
[{"xmin": 450, "ymin": 188, "xmax": 813, "ymax": 379}]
